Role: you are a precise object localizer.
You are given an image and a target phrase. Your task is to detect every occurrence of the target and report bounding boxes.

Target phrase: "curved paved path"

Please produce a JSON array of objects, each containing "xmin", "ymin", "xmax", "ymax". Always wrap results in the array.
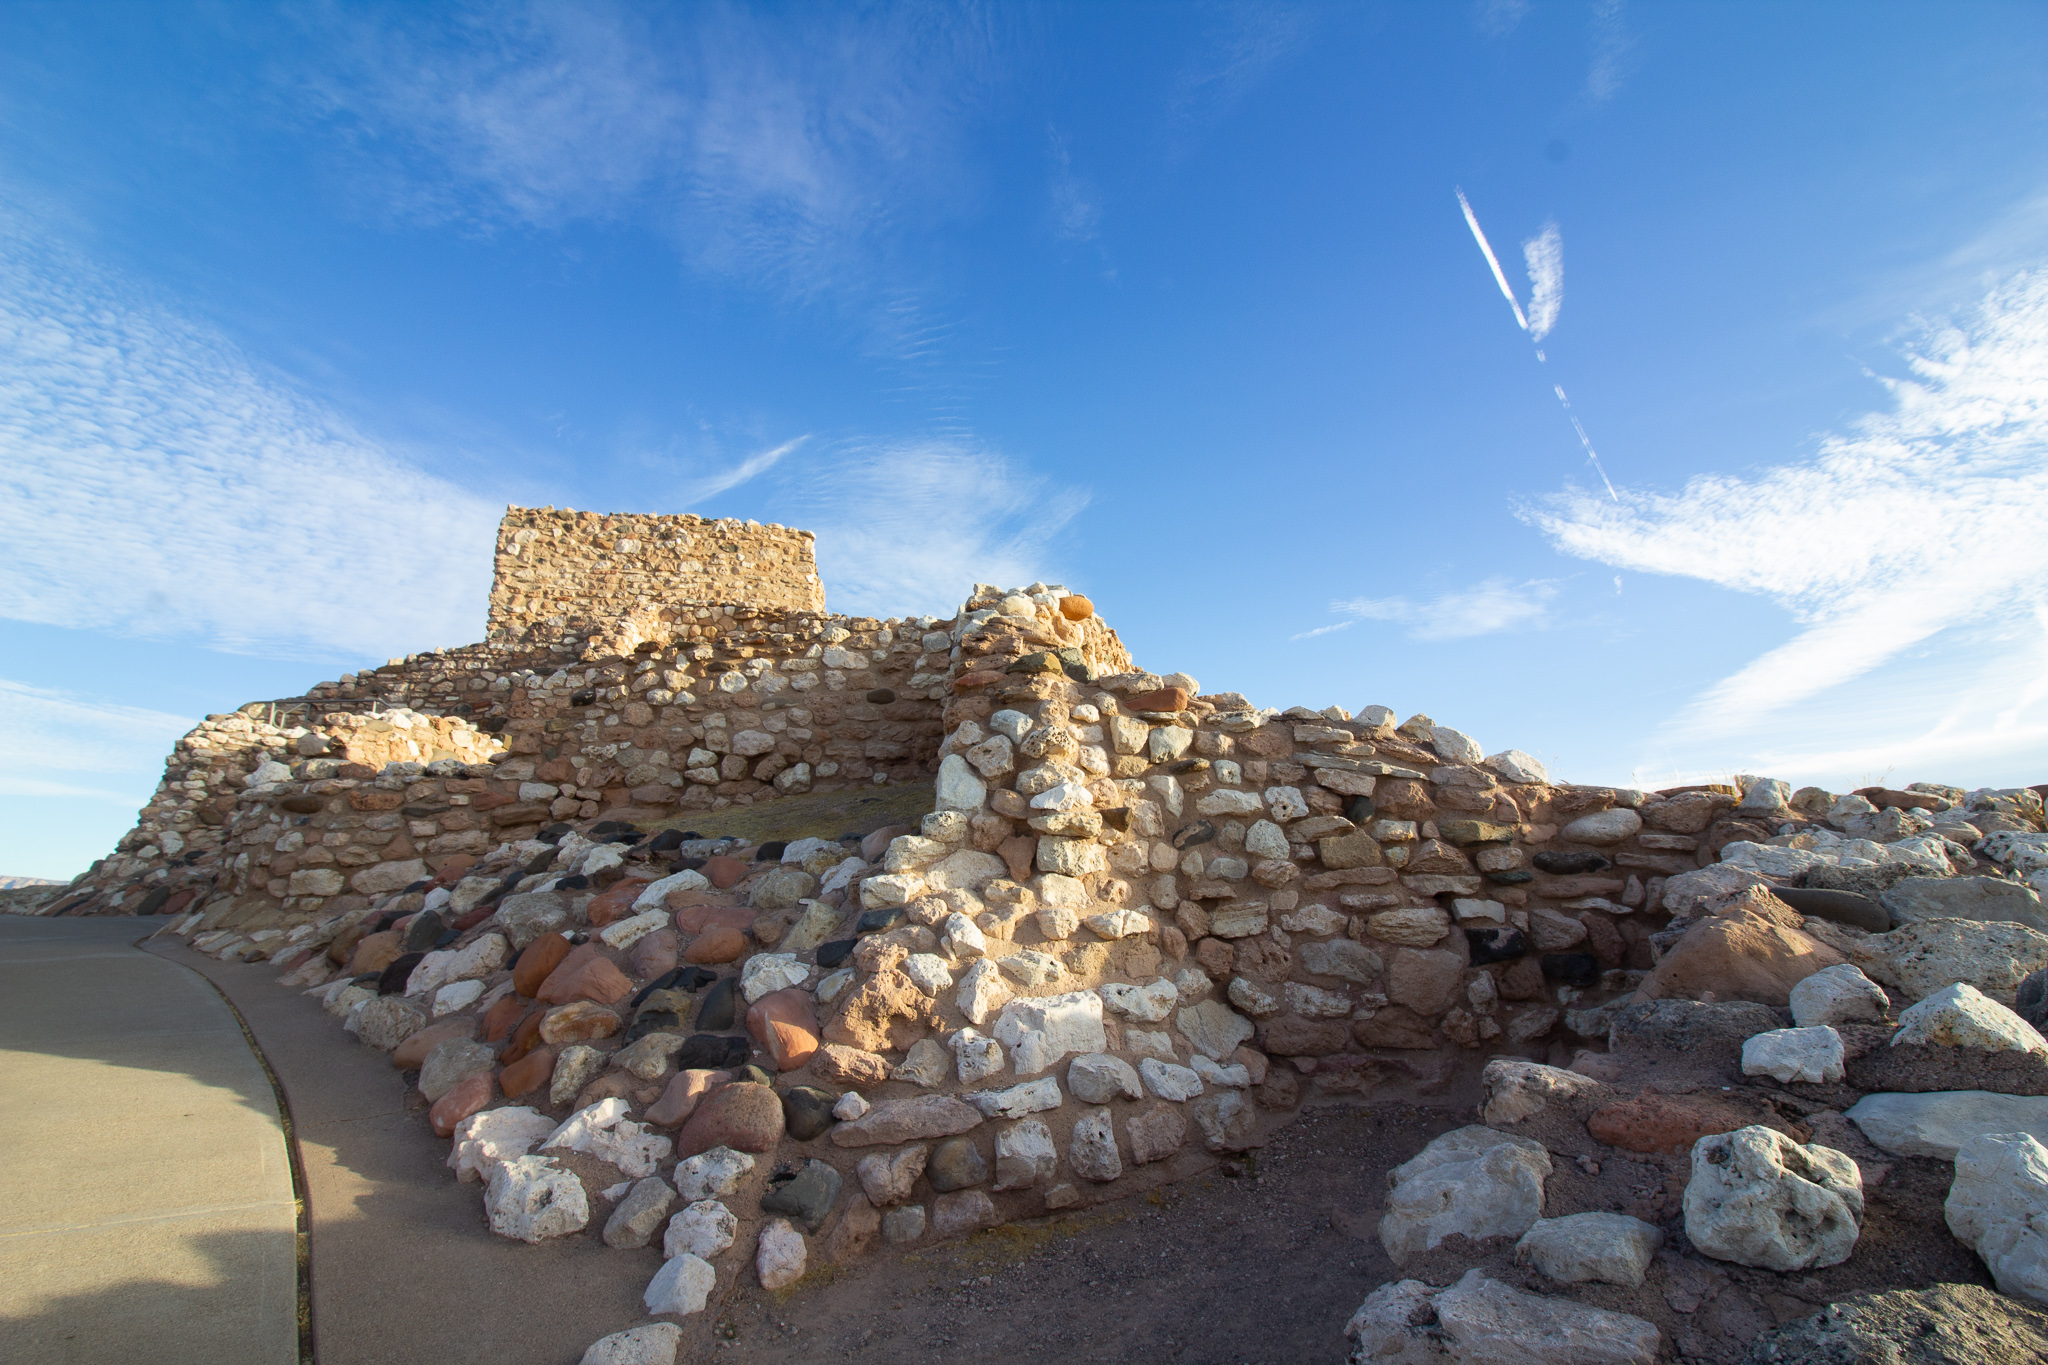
[{"xmin": 0, "ymin": 917, "xmax": 301, "ymax": 1365}]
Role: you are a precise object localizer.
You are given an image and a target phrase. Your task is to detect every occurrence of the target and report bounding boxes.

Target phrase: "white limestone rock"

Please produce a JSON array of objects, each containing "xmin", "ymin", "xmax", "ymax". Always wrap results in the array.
[
  {"xmin": 1068, "ymin": 1053, "xmax": 1143, "ymax": 1104},
  {"xmin": 1484, "ymin": 750, "xmax": 1549, "ymax": 785},
  {"xmin": 901, "ymin": 953, "xmax": 956, "ymax": 997},
  {"xmin": 485, "ymin": 1155, "xmax": 591, "ymax": 1243},
  {"xmin": 602, "ymin": 1177, "xmax": 675, "ymax": 1250},
  {"xmin": 1379, "ymin": 1126, "xmax": 1551, "ymax": 1266},
  {"xmin": 1343, "ymin": 1278, "xmax": 1451, "ymax": 1365},
  {"xmin": 1192, "ymin": 1054, "xmax": 1250, "ymax": 1088},
  {"xmin": 448, "ymin": 1105, "xmax": 558, "ymax": 1183},
  {"xmin": 949, "ymin": 1027, "xmax": 1005, "ymax": 1084},
  {"xmin": 967, "ymin": 1075, "xmax": 1062, "ymax": 1119},
  {"xmin": 1084, "ymin": 907, "xmax": 1153, "ymax": 940},
  {"xmin": 1847, "ymin": 1090, "xmax": 2048, "ymax": 1159},
  {"xmin": 664, "ymin": 1199, "xmax": 737, "ymax": 1260},
  {"xmin": 993, "ymin": 990, "xmax": 1107, "ymax": 1075},
  {"xmin": 1683, "ymin": 1125, "xmax": 1863, "ymax": 1270},
  {"xmin": 643, "ymin": 1253, "xmax": 716, "ymax": 1317},
  {"xmin": 1433, "ymin": 1269, "xmax": 1659, "ymax": 1365},
  {"xmin": 1514, "ymin": 1212, "xmax": 1665, "ymax": 1288},
  {"xmin": 1893, "ymin": 981, "xmax": 2048, "ymax": 1054},
  {"xmin": 756, "ymin": 1217, "xmax": 807, "ymax": 1289},
  {"xmin": 631, "ymin": 869, "xmax": 709, "ymax": 912},
  {"xmin": 672, "ymin": 1145, "xmax": 757, "ymax": 1201},
  {"xmin": 1479, "ymin": 1059, "xmax": 1606, "ymax": 1127},
  {"xmin": 1176, "ymin": 999, "xmax": 1255, "ymax": 1060},
  {"xmin": 1789, "ymin": 963, "xmax": 1890, "ymax": 1027},
  {"xmin": 598, "ymin": 909, "xmax": 670, "ymax": 950},
  {"xmin": 940, "ymin": 911, "xmax": 987, "ymax": 960},
  {"xmin": 740, "ymin": 953, "xmax": 809, "ymax": 1003},
  {"xmin": 954, "ymin": 957, "xmax": 1013, "ymax": 1028},
  {"xmin": 1069, "ymin": 1107, "xmax": 1123, "ymax": 1182},
  {"xmin": 934, "ymin": 753, "xmax": 987, "ymax": 812},
  {"xmin": 1098, "ymin": 977, "xmax": 1178, "ymax": 1023},
  {"xmin": 1560, "ymin": 809, "xmax": 1642, "ymax": 846},
  {"xmin": 1945, "ymin": 1131, "xmax": 2048, "ymax": 1305},
  {"xmin": 544, "ymin": 1097, "xmax": 672, "ymax": 1178},
  {"xmin": 1139, "ymin": 1056, "xmax": 1204, "ymax": 1101},
  {"xmin": 832, "ymin": 1091, "xmax": 870, "ymax": 1121},
  {"xmin": 996, "ymin": 949, "xmax": 1063, "ymax": 988},
  {"xmin": 581, "ymin": 1323, "xmax": 684, "ymax": 1365},
  {"xmin": 993, "ymin": 1119, "xmax": 1058, "ymax": 1190},
  {"xmin": 1741, "ymin": 1026, "xmax": 1846, "ymax": 1084}
]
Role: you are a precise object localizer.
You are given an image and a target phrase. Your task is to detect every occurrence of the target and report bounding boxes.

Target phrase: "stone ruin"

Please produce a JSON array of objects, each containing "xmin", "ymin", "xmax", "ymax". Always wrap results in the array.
[{"xmin": 23, "ymin": 504, "xmax": 2048, "ymax": 1363}]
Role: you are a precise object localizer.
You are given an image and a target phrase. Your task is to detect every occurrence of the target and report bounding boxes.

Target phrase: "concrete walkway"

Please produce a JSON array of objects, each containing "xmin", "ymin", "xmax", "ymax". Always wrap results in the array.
[
  {"xmin": 148, "ymin": 937, "xmax": 649, "ymax": 1365},
  {"xmin": 0, "ymin": 917, "xmax": 301, "ymax": 1365}
]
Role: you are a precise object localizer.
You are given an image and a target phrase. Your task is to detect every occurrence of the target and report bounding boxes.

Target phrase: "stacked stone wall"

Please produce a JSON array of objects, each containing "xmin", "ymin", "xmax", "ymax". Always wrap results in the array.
[{"xmin": 488, "ymin": 506, "xmax": 824, "ymax": 647}]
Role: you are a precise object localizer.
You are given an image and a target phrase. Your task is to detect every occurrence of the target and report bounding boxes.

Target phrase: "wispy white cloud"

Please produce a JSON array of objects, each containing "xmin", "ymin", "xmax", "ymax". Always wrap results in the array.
[
  {"xmin": 1169, "ymin": 1, "xmax": 1315, "ymax": 148},
  {"xmin": 788, "ymin": 439, "xmax": 1088, "ymax": 618},
  {"xmin": 1523, "ymin": 220, "xmax": 1563, "ymax": 341},
  {"xmin": 1585, "ymin": 0, "xmax": 1635, "ymax": 105},
  {"xmin": 0, "ymin": 679, "xmax": 191, "ymax": 804},
  {"xmin": 0, "ymin": 204, "xmax": 503, "ymax": 658},
  {"xmin": 680, "ymin": 437, "xmax": 807, "ymax": 508},
  {"xmin": 1327, "ymin": 578, "xmax": 1562, "ymax": 642},
  {"xmin": 1476, "ymin": 0, "xmax": 1531, "ymax": 38},
  {"xmin": 1047, "ymin": 128, "xmax": 1101, "ymax": 245},
  {"xmin": 1528, "ymin": 267, "xmax": 2048, "ymax": 774}
]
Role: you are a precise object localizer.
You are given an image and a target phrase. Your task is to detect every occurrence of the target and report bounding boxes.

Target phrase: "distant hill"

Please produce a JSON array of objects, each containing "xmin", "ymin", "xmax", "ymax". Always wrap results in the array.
[{"xmin": 0, "ymin": 875, "xmax": 63, "ymax": 890}]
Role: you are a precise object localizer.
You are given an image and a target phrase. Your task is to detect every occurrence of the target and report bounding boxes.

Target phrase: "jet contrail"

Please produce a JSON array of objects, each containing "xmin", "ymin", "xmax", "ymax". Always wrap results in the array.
[
  {"xmin": 1456, "ymin": 186, "xmax": 1619, "ymax": 502},
  {"xmin": 1457, "ymin": 189, "xmax": 1529, "ymax": 333}
]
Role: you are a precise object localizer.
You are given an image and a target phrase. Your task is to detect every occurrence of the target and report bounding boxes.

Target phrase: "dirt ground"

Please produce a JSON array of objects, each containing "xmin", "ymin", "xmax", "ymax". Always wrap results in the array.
[
  {"xmin": 645, "ymin": 781, "xmax": 936, "ymax": 846},
  {"xmin": 689, "ymin": 1098, "xmax": 1988, "ymax": 1365}
]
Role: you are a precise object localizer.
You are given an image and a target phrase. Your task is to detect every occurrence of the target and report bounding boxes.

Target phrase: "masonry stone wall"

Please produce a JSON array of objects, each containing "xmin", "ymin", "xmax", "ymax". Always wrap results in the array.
[{"xmin": 488, "ymin": 506, "xmax": 824, "ymax": 647}]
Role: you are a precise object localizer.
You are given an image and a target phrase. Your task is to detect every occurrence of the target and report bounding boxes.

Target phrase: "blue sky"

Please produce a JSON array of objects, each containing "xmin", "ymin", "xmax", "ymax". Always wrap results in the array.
[{"xmin": 5, "ymin": 1, "xmax": 2048, "ymax": 880}]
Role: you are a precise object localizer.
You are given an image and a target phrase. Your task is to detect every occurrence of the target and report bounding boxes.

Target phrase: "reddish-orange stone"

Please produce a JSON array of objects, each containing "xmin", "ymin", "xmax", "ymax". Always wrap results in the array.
[
  {"xmin": 498, "ymin": 1045, "xmax": 554, "ymax": 1098},
  {"xmin": 703, "ymin": 855, "xmax": 748, "ymax": 890},
  {"xmin": 674, "ymin": 1082, "xmax": 785, "ymax": 1158},
  {"xmin": 538, "ymin": 1000, "xmax": 622, "ymax": 1045},
  {"xmin": 501, "ymin": 1008, "xmax": 547, "ymax": 1066},
  {"xmin": 480, "ymin": 994, "xmax": 529, "ymax": 1044},
  {"xmin": 1124, "ymin": 687, "xmax": 1191, "ymax": 714},
  {"xmin": 746, "ymin": 988, "xmax": 821, "ymax": 1071},
  {"xmin": 535, "ymin": 946, "xmax": 634, "ymax": 1006},
  {"xmin": 430, "ymin": 855, "xmax": 478, "ymax": 887},
  {"xmin": 393, "ymin": 1017, "xmax": 476, "ymax": 1070},
  {"xmin": 346, "ymin": 930, "xmax": 403, "ymax": 976},
  {"xmin": 512, "ymin": 932, "xmax": 573, "ymax": 997},
  {"xmin": 684, "ymin": 927, "xmax": 749, "ymax": 965},
  {"xmin": 429, "ymin": 1074, "xmax": 495, "ymax": 1137},
  {"xmin": 674, "ymin": 904, "xmax": 754, "ymax": 934},
  {"xmin": 586, "ymin": 878, "xmax": 653, "ymax": 928}
]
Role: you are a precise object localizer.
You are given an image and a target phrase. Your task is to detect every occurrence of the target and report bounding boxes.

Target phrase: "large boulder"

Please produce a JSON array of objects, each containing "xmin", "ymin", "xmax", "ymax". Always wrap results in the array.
[
  {"xmin": 484, "ymin": 1154, "xmax": 590, "ymax": 1243},
  {"xmin": 1844, "ymin": 918, "xmax": 2048, "ymax": 1006},
  {"xmin": 1881, "ymin": 875, "xmax": 2048, "ymax": 932},
  {"xmin": 1946, "ymin": 1131, "xmax": 2048, "ymax": 1306},
  {"xmin": 1892, "ymin": 981, "xmax": 2048, "ymax": 1053},
  {"xmin": 1638, "ymin": 895, "xmax": 1845, "ymax": 1007},
  {"xmin": 1513, "ymin": 1212, "xmax": 1664, "ymax": 1288},
  {"xmin": 1737, "ymin": 1284, "xmax": 2048, "ymax": 1364},
  {"xmin": 1682, "ymin": 1125, "xmax": 1863, "ymax": 1270},
  {"xmin": 1847, "ymin": 1090, "xmax": 2048, "ymax": 1158},
  {"xmin": 1379, "ymin": 1126, "xmax": 1550, "ymax": 1266},
  {"xmin": 1345, "ymin": 1270, "xmax": 1659, "ymax": 1365}
]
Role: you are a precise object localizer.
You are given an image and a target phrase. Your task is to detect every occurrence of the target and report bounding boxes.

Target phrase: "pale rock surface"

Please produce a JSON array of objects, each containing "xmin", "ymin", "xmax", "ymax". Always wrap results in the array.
[
  {"xmin": 581, "ymin": 1323, "xmax": 684, "ymax": 1365},
  {"xmin": 1741, "ymin": 1026, "xmax": 1846, "ymax": 1083},
  {"xmin": 1847, "ymin": 1090, "xmax": 2048, "ymax": 1159},
  {"xmin": 1892, "ymin": 981, "xmax": 2048, "ymax": 1053},
  {"xmin": 1344, "ymin": 1278, "xmax": 1451, "ymax": 1365},
  {"xmin": 1560, "ymin": 809, "xmax": 1642, "ymax": 845},
  {"xmin": 1683, "ymin": 1125, "xmax": 1863, "ymax": 1270},
  {"xmin": 967, "ymin": 1076, "xmax": 1063, "ymax": 1119},
  {"xmin": 642, "ymin": 1252, "xmax": 716, "ymax": 1316},
  {"xmin": 449, "ymin": 1106, "xmax": 558, "ymax": 1183},
  {"xmin": 901, "ymin": 953, "xmax": 956, "ymax": 996},
  {"xmin": 1479, "ymin": 1059, "xmax": 1606, "ymax": 1127},
  {"xmin": 740, "ymin": 953, "xmax": 809, "ymax": 1002},
  {"xmin": 1192, "ymin": 1054, "xmax": 1250, "ymax": 1088},
  {"xmin": 856, "ymin": 1146, "xmax": 929, "ymax": 1206},
  {"xmin": 1514, "ymin": 1213, "xmax": 1665, "ymax": 1287},
  {"xmin": 993, "ymin": 990, "xmax": 1107, "ymax": 1074},
  {"xmin": 997, "ymin": 950, "xmax": 1063, "ymax": 987},
  {"xmin": 598, "ymin": 910, "xmax": 669, "ymax": 950},
  {"xmin": 949, "ymin": 1027, "xmax": 1005, "ymax": 1084},
  {"xmin": 664, "ymin": 1199, "xmax": 738, "ymax": 1259},
  {"xmin": 994, "ymin": 1120, "xmax": 1058, "ymax": 1189},
  {"xmin": 832, "ymin": 1092, "xmax": 870, "ymax": 1121},
  {"xmin": 1789, "ymin": 963, "xmax": 1891, "ymax": 1027},
  {"xmin": 1177, "ymin": 999, "xmax": 1256, "ymax": 1059},
  {"xmin": 756, "ymin": 1217, "xmax": 807, "ymax": 1289},
  {"xmin": 1069, "ymin": 1053, "xmax": 1144, "ymax": 1104},
  {"xmin": 1139, "ymin": 1056, "xmax": 1204, "ymax": 1101},
  {"xmin": 1850, "ymin": 918, "xmax": 2048, "ymax": 1006},
  {"xmin": 545, "ymin": 1097, "xmax": 671, "ymax": 1178},
  {"xmin": 891, "ymin": 1038, "xmax": 950, "ymax": 1087},
  {"xmin": 1083, "ymin": 907, "xmax": 1152, "ymax": 939},
  {"xmin": 1380, "ymin": 1127, "xmax": 1551, "ymax": 1266},
  {"xmin": 1098, "ymin": 978, "xmax": 1178, "ymax": 1023},
  {"xmin": 602, "ymin": 1176, "xmax": 675, "ymax": 1249},
  {"xmin": 485, "ymin": 1155, "xmax": 591, "ymax": 1243},
  {"xmin": 1434, "ymin": 1270, "xmax": 1659, "ymax": 1365},
  {"xmin": 1945, "ymin": 1131, "xmax": 2048, "ymax": 1305},
  {"xmin": 1070, "ymin": 1107, "xmax": 1122, "ymax": 1182},
  {"xmin": 673, "ymin": 1146, "xmax": 756, "ymax": 1201}
]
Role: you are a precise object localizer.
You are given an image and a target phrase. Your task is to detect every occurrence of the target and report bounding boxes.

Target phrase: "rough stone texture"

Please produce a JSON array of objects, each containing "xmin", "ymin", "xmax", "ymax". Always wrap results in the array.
[
  {"xmin": 1945, "ymin": 1131, "xmax": 2048, "ymax": 1305},
  {"xmin": 664, "ymin": 1199, "xmax": 738, "ymax": 1259},
  {"xmin": 1892, "ymin": 981, "xmax": 2048, "ymax": 1053},
  {"xmin": 1847, "ymin": 1090, "xmax": 2048, "ymax": 1158},
  {"xmin": 1514, "ymin": 1212, "xmax": 1664, "ymax": 1288},
  {"xmin": 1479, "ymin": 1058, "xmax": 1606, "ymax": 1127},
  {"xmin": 484, "ymin": 1154, "xmax": 591, "ymax": 1243},
  {"xmin": 1433, "ymin": 1270, "xmax": 1659, "ymax": 1365},
  {"xmin": 1789, "ymin": 963, "xmax": 1891, "ymax": 1027},
  {"xmin": 1683, "ymin": 1125, "xmax": 1863, "ymax": 1270},
  {"xmin": 1068, "ymin": 1053, "xmax": 1143, "ymax": 1104},
  {"xmin": 1880, "ymin": 874, "xmax": 2048, "ymax": 931},
  {"xmin": 755, "ymin": 1217, "xmax": 807, "ymax": 1290},
  {"xmin": 1736, "ymin": 1284, "xmax": 2048, "ymax": 1364},
  {"xmin": 674, "ymin": 1083, "xmax": 785, "ymax": 1158},
  {"xmin": 1847, "ymin": 917, "xmax": 2048, "ymax": 1006},
  {"xmin": 1069, "ymin": 1108, "xmax": 1122, "ymax": 1182},
  {"xmin": 831, "ymin": 1095, "xmax": 984, "ymax": 1147},
  {"xmin": 930, "ymin": 1189, "xmax": 998, "ymax": 1238},
  {"xmin": 991, "ymin": 990, "xmax": 1107, "ymax": 1075},
  {"xmin": 1379, "ymin": 1126, "xmax": 1551, "ymax": 1266},
  {"xmin": 449, "ymin": 1105, "xmax": 557, "ymax": 1184},
  {"xmin": 1741, "ymin": 1026, "xmax": 1846, "ymax": 1083},
  {"xmin": 581, "ymin": 1322, "xmax": 685, "ymax": 1365},
  {"xmin": 1639, "ymin": 902, "xmax": 1844, "ymax": 1007},
  {"xmin": 857, "ymin": 1146, "xmax": 930, "ymax": 1206},
  {"xmin": 602, "ymin": 1176, "xmax": 676, "ymax": 1250},
  {"xmin": 994, "ymin": 1120, "xmax": 1058, "ymax": 1189}
]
